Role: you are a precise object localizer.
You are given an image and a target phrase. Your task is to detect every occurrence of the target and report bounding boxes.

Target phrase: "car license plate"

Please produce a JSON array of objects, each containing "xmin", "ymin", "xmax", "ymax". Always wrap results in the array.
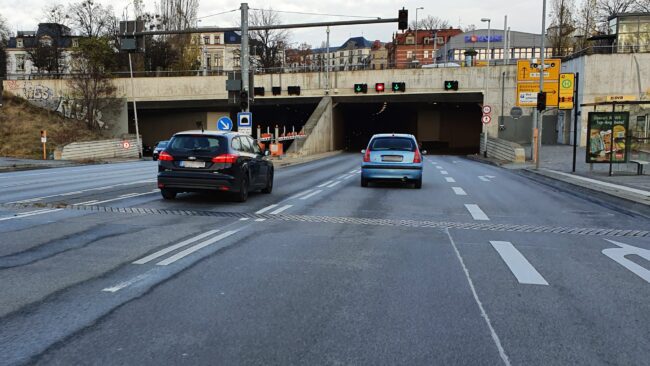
[
  {"xmin": 181, "ymin": 161, "xmax": 205, "ymax": 168},
  {"xmin": 382, "ymin": 155, "xmax": 403, "ymax": 162}
]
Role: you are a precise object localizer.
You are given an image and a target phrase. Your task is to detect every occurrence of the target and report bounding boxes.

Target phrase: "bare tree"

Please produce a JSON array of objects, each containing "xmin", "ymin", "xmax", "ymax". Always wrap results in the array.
[
  {"xmin": 575, "ymin": 0, "xmax": 599, "ymax": 49},
  {"xmin": 156, "ymin": 0, "xmax": 199, "ymax": 31},
  {"xmin": 1, "ymin": 14, "xmax": 9, "ymax": 94},
  {"xmin": 464, "ymin": 24, "xmax": 477, "ymax": 32},
  {"xmin": 249, "ymin": 8, "xmax": 291, "ymax": 70},
  {"xmin": 42, "ymin": 3, "xmax": 71, "ymax": 27},
  {"xmin": 549, "ymin": 0, "xmax": 577, "ymax": 56},
  {"xmin": 410, "ymin": 15, "xmax": 451, "ymax": 31},
  {"xmin": 67, "ymin": 0, "xmax": 116, "ymax": 38},
  {"xmin": 596, "ymin": 0, "xmax": 637, "ymax": 23},
  {"xmin": 636, "ymin": 0, "xmax": 650, "ymax": 11}
]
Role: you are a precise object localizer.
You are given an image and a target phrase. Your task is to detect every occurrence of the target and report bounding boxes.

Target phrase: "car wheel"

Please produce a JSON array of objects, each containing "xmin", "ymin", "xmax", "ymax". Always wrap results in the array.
[
  {"xmin": 161, "ymin": 189, "xmax": 177, "ymax": 199},
  {"xmin": 234, "ymin": 176, "xmax": 249, "ymax": 202},
  {"xmin": 361, "ymin": 177, "xmax": 369, "ymax": 187},
  {"xmin": 261, "ymin": 169, "xmax": 273, "ymax": 194},
  {"xmin": 414, "ymin": 178, "xmax": 422, "ymax": 189}
]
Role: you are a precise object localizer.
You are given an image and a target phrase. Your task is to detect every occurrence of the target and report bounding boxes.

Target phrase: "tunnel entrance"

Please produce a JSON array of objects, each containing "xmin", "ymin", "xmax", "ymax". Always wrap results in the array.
[{"xmin": 335, "ymin": 100, "xmax": 482, "ymax": 155}]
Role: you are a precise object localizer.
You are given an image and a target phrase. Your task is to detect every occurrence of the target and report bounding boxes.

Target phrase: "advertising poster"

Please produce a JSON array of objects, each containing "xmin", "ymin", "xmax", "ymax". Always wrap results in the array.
[{"xmin": 586, "ymin": 112, "xmax": 629, "ymax": 163}]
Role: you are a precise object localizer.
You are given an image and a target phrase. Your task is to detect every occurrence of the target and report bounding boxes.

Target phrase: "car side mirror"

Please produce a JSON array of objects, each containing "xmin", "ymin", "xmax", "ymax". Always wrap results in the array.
[
  {"xmin": 264, "ymin": 150, "xmax": 271, "ymax": 157},
  {"xmin": 361, "ymin": 149, "xmax": 366, "ymax": 154},
  {"xmin": 421, "ymin": 150, "xmax": 428, "ymax": 155}
]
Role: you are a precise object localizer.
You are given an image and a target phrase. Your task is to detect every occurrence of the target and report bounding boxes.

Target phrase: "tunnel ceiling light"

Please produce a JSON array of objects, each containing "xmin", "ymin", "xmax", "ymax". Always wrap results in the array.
[{"xmin": 373, "ymin": 101, "xmax": 388, "ymax": 116}]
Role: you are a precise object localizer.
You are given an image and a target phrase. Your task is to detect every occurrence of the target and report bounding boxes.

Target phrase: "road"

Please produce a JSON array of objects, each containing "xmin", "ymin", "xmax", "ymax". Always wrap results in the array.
[{"xmin": 0, "ymin": 154, "xmax": 648, "ymax": 365}]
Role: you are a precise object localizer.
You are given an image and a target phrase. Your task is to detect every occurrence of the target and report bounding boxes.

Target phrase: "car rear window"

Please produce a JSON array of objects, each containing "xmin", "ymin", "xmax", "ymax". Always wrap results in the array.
[
  {"xmin": 370, "ymin": 137, "xmax": 415, "ymax": 151},
  {"xmin": 156, "ymin": 141, "xmax": 168, "ymax": 148},
  {"xmin": 167, "ymin": 135, "xmax": 226, "ymax": 154}
]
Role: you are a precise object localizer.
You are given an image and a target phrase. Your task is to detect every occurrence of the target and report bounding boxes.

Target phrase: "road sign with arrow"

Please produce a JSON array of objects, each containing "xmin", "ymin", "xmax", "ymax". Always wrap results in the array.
[{"xmin": 517, "ymin": 81, "xmax": 559, "ymax": 107}]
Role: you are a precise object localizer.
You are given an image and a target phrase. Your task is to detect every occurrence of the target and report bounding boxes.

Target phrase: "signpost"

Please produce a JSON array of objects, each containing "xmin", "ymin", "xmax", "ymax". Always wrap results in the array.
[
  {"xmin": 217, "ymin": 116, "xmax": 233, "ymax": 131},
  {"xmin": 558, "ymin": 73, "xmax": 575, "ymax": 110},
  {"xmin": 517, "ymin": 81, "xmax": 559, "ymax": 107},
  {"xmin": 40, "ymin": 130, "xmax": 47, "ymax": 160},
  {"xmin": 237, "ymin": 112, "xmax": 253, "ymax": 136},
  {"xmin": 482, "ymin": 115, "xmax": 492, "ymax": 124}
]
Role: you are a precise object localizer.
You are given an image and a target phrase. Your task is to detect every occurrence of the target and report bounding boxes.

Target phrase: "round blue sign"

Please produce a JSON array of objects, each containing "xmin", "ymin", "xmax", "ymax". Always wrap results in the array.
[{"xmin": 217, "ymin": 117, "xmax": 233, "ymax": 131}]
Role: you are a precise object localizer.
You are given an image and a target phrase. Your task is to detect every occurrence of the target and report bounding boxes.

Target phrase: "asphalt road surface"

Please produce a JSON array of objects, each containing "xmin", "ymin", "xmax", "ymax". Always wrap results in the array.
[{"xmin": 0, "ymin": 154, "xmax": 648, "ymax": 365}]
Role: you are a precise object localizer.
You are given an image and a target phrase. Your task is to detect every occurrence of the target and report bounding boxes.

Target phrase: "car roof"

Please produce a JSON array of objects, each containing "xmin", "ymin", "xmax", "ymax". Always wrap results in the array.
[
  {"xmin": 370, "ymin": 133, "xmax": 415, "ymax": 139},
  {"xmin": 172, "ymin": 130, "xmax": 246, "ymax": 137}
]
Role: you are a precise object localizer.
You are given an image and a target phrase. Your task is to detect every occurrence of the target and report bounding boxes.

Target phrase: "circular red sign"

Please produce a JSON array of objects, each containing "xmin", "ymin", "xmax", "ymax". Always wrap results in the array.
[{"xmin": 481, "ymin": 115, "xmax": 492, "ymax": 124}]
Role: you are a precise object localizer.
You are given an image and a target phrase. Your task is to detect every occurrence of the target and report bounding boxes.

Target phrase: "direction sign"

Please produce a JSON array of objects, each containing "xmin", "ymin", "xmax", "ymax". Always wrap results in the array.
[
  {"xmin": 510, "ymin": 106, "xmax": 523, "ymax": 119},
  {"xmin": 482, "ymin": 105, "xmax": 492, "ymax": 114},
  {"xmin": 217, "ymin": 116, "xmax": 233, "ymax": 131},
  {"xmin": 517, "ymin": 82, "xmax": 559, "ymax": 107},
  {"xmin": 558, "ymin": 73, "xmax": 575, "ymax": 110},
  {"xmin": 237, "ymin": 112, "xmax": 252, "ymax": 127},
  {"xmin": 517, "ymin": 59, "xmax": 561, "ymax": 82},
  {"xmin": 481, "ymin": 115, "xmax": 491, "ymax": 124}
]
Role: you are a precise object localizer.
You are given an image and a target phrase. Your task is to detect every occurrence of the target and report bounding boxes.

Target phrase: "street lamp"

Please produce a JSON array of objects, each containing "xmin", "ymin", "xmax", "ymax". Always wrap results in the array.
[
  {"xmin": 415, "ymin": 7, "xmax": 424, "ymax": 67},
  {"xmin": 481, "ymin": 17, "xmax": 491, "ymax": 157}
]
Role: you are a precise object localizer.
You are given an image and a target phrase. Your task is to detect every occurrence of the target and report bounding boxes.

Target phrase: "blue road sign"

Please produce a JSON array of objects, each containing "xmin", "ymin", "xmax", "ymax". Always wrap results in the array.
[
  {"xmin": 217, "ymin": 116, "xmax": 233, "ymax": 131},
  {"xmin": 237, "ymin": 112, "xmax": 252, "ymax": 127}
]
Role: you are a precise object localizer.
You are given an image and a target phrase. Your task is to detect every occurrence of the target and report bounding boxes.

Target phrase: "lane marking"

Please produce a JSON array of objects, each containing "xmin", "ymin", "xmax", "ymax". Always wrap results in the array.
[
  {"xmin": 300, "ymin": 190, "xmax": 323, "ymax": 200},
  {"xmin": 102, "ymin": 273, "xmax": 150, "ymax": 293},
  {"xmin": 255, "ymin": 204, "xmax": 279, "ymax": 214},
  {"xmin": 89, "ymin": 191, "xmax": 156, "ymax": 205},
  {"xmin": 60, "ymin": 191, "xmax": 84, "ymax": 196},
  {"xmin": 341, "ymin": 174, "xmax": 354, "ymax": 180},
  {"xmin": 74, "ymin": 200, "xmax": 98, "ymax": 206},
  {"xmin": 133, "ymin": 230, "xmax": 220, "ymax": 265},
  {"xmin": 465, "ymin": 204, "xmax": 490, "ymax": 221},
  {"xmin": 317, "ymin": 180, "xmax": 334, "ymax": 188},
  {"xmin": 270, "ymin": 204, "xmax": 293, "ymax": 214},
  {"xmin": 603, "ymin": 239, "xmax": 650, "ymax": 284},
  {"xmin": 337, "ymin": 174, "xmax": 349, "ymax": 180},
  {"xmin": 445, "ymin": 230, "xmax": 511, "ymax": 366},
  {"xmin": 239, "ymin": 218, "xmax": 250, "ymax": 221},
  {"xmin": 436, "ymin": 166, "xmax": 443, "ymax": 170},
  {"xmin": 479, "ymin": 176, "xmax": 490, "ymax": 182},
  {"xmin": 156, "ymin": 230, "xmax": 238, "ymax": 266},
  {"xmin": 490, "ymin": 241, "xmax": 549, "ymax": 285},
  {"xmin": 445, "ymin": 177, "xmax": 456, "ymax": 183},
  {"xmin": 4, "ymin": 180, "xmax": 156, "ymax": 204},
  {"xmin": 326, "ymin": 181, "xmax": 342, "ymax": 188},
  {"xmin": 452, "ymin": 187, "xmax": 467, "ymax": 196},
  {"xmin": 441, "ymin": 171, "xmax": 448, "ymax": 175},
  {"xmin": 255, "ymin": 218, "xmax": 266, "ymax": 222},
  {"xmin": 0, "ymin": 208, "xmax": 63, "ymax": 222},
  {"xmin": 290, "ymin": 189, "xmax": 314, "ymax": 199}
]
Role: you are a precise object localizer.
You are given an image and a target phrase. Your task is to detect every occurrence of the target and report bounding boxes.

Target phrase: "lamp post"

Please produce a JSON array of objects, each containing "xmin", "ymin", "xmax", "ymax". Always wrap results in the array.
[
  {"xmin": 415, "ymin": 7, "xmax": 424, "ymax": 67},
  {"xmin": 481, "ymin": 17, "xmax": 491, "ymax": 157}
]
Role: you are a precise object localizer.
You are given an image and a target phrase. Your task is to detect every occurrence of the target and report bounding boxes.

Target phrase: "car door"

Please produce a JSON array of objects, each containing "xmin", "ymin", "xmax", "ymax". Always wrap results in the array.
[
  {"xmin": 247, "ymin": 136, "xmax": 269, "ymax": 184},
  {"xmin": 238, "ymin": 136, "xmax": 261, "ymax": 186}
]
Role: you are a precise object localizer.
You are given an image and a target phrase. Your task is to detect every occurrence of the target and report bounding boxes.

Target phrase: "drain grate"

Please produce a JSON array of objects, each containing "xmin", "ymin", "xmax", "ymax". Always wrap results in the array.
[{"xmin": 2, "ymin": 202, "xmax": 649, "ymax": 238}]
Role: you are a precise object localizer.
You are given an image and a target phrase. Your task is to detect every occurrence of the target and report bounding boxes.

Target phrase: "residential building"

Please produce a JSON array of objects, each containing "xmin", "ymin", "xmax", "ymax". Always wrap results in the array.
[
  {"xmin": 5, "ymin": 23, "xmax": 80, "ymax": 79},
  {"xmin": 306, "ymin": 36, "xmax": 374, "ymax": 71},
  {"xmin": 196, "ymin": 30, "xmax": 241, "ymax": 72},
  {"xmin": 390, "ymin": 28, "xmax": 462, "ymax": 68},
  {"xmin": 607, "ymin": 13, "xmax": 650, "ymax": 53},
  {"xmin": 369, "ymin": 40, "xmax": 388, "ymax": 70}
]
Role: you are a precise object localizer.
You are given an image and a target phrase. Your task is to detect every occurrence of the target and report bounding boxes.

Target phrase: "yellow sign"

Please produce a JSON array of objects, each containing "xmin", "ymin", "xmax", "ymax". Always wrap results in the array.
[
  {"xmin": 559, "ymin": 73, "xmax": 575, "ymax": 110},
  {"xmin": 517, "ymin": 82, "xmax": 559, "ymax": 107},
  {"xmin": 517, "ymin": 59, "xmax": 561, "ymax": 82},
  {"xmin": 605, "ymin": 95, "xmax": 637, "ymax": 102},
  {"xmin": 475, "ymin": 60, "xmax": 488, "ymax": 67}
]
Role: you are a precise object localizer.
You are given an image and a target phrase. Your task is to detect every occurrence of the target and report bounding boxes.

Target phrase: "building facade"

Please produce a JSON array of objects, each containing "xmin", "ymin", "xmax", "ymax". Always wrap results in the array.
[
  {"xmin": 608, "ymin": 13, "xmax": 650, "ymax": 53},
  {"xmin": 369, "ymin": 40, "xmax": 388, "ymax": 70},
  {"xmin": 390, "ymin": 28, "xmax": 462, "ymax": 68},
  {"xmin": 306, "ymin": 36, "xmax": 374, "ymax": 71},
  {"xmin": 196, "ymin": 30, "xmax": 242, "ymax": 72}
]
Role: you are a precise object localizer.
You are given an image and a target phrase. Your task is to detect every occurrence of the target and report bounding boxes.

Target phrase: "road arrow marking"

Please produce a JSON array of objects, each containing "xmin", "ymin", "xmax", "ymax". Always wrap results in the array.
[{"xmin": 602, "ymin": 240, "xmax": 650, "ymax": 284}]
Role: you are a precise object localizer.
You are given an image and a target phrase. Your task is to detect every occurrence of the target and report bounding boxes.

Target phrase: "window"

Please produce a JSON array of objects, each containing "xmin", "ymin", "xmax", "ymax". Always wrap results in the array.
[
  {"xmin": 168, "ymin": 135, "xmax": 226, "ymax": 154},
  {"xmin": 436, "ymin": 37, "xmax": 444, "ymax": 45},
  {"xmin": 370, "ymin": 137, "xmax": 415, "ymax": 152},
  {"xmin": 17, "ymin": 39, "xmax": 23, "ymax": 48},
  {"xmin": 231, "ymin": 137, "xmax": 242, "ymax": 151},
  {"xmin": 424, "ymin": 50, "xmax": 429, "ymax": 59},
  {"xmin": 407, "ymin": 51, "xmax": 413, "ymax": 59},
  {"xmin": 206, "ymin": 55, "xmax": 211, "ymax": 69},
  {"xmin": 406, "ymin": 36, "xmax": 415, "ymax": 45},
  {"xmin": 40, "ymin": 36, "xmax": 53, "ymax": 46},
  {"xmin": 423, "ymin": 37, "xmax": 431, "ymax": 45},
  {"xmin": 340, "ymin": 51, "xmax": 344, "ymax": 57},
  {"xmin": 15, "ymin": 55, "xmax": 25, "ymax": 71},
  {"xmin": 204, "ymin": 36, "xmax": 210, "ymax": 45},
  {"xmin": 239, "ymin": 136, "xmax": 253, "ymax": 153},
  {"xmin": 248, "ymin": 137, "xmax": 261, "ymax": 154},
  {"xmin": 215, "ymin": 35, "xmax": 221, "ymax": 44},
  {"xmin": 357, "ymin": 50, "xmax": 362, "ymax": 55}
]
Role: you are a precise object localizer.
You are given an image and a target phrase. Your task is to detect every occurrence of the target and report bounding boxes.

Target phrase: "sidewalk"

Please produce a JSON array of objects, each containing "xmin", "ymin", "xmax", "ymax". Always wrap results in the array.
[{"xmin": 470, "ymin": 144, "xmax": 650, "ymax": 213}]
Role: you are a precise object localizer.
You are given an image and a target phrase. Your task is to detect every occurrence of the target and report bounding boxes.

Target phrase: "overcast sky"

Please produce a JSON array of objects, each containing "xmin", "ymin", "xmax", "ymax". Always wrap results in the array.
[{"xmin": 1, "ymin": 0, "xmax": 549, "ymax": 46}]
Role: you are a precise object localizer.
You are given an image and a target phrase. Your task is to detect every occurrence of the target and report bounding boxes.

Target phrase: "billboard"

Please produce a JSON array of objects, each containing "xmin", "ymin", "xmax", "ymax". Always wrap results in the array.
[{"xmin": 586, "ymin": 112, "xmax": 630, "ymax": 163}]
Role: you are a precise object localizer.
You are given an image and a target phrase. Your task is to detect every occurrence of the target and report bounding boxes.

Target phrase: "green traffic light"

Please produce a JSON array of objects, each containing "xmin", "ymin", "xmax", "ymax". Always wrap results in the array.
[{"xmin": 394, "ymin": 84, "xmax": 399, "ymax": 90}]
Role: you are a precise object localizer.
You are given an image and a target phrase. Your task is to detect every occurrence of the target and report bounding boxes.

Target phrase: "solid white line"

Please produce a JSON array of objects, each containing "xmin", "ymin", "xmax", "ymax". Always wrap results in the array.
[
  {"xmin": 3, "ymin": 180, "xmax": 157, "ymax": 204},
  {"xmin": 490, "ymin": 241, "xmax": 549, "ymax": 285},
  {"xmin": 90, "ymin": 191, "xmax": 156, "ymax": 205},
  {"xmin": 269, "ymin": 204, "xmax": 293, "ymax": 214},
  {"xmin": 0, "ymin": 208, "xmax": 63, "ymax": 222},
  {"xmin": 337, "ymin": 174, "xmax": 349, "ymax": 180},
  {"xmin": 289, "ymin": 189, "xmax": 314, "ymax": 199},
  {"xmin": 326, "ymin": 181, "xmax": 342, "ymax": 188},
  {"xmin": 445, "ymin": 177, "xmax": 456, "ymax": 183},
  {"xmin": 452, "ymin": 187, "xmax": 467, "ymax": 196},
  {"xmin": 60, "ymin": 191, "xmax": 84, "ymax": 196},
  {"xmin": 133, "ymin": 230, "xmax": 220, "ymax": 264},
  {"xmin": 441, "ymin": 171, "xmax": 448, "ymax": 175},
  {"xmin": 340, "ymin": 174, "xmax": 354, "ymax": 180},
  {"xmin": 16, "ymin": 198, "xmax": 42, "ymax": 203},
  {"xmin": 156, "ymin": 230, "xmax": 238, "ymax": 266},
  {"xmin": 465, "ymin": 204, "xmax": 490, "ymax": 221},
  {"xmin": 255, "ymin": 204, "xmax": 279, "ymax": 214},
  {"xmin": 317, "ymin": 180, "xmax": 334, "ymax": 188},
  {"xmin": 445, "ymin": 230, "xmax": 511, "ymax": 366},
  {"xmin": 102, "ymin": 273, "xmax": 150, "ymax": 293},
  {"xmin": 74, "ymin": 200, "xmax": 98, "ymax": 206},
  {"xmin": 300, "ymin": 189, "xmax": 323, "ymax": 200},
  {"xmin": 349, "ymin": 169, "xmax": 358, "ymax": 174},
  {"xmin": 118, "ymin": 193, "xmax": 140, "ymax": 198}
]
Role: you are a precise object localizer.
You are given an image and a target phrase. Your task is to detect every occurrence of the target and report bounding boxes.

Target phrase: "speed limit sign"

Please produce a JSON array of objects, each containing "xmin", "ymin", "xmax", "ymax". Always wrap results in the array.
[
  {"xmin": 481, "ymin": 115, "xmax": 492, "ymax": 124},
  {"xmin": 482, "ymin": 105, "xmax": 492, "ymax": 114}
]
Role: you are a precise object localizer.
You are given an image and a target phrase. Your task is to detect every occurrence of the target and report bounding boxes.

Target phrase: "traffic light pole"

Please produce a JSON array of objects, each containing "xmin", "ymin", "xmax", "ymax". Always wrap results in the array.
[
  {"xmin": 535, "ymin": 0, "xmax": 547, "ymax": 170},
  {"xmin": 241, "ymin": 3, "xmax": 250, "ymax": 113}
]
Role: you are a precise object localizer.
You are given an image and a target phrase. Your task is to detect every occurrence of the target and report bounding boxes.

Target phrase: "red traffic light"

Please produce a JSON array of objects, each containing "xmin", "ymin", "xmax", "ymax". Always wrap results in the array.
[{"xmin": 375, "ymin": 83, "xmax": 385, "ymax": 92}]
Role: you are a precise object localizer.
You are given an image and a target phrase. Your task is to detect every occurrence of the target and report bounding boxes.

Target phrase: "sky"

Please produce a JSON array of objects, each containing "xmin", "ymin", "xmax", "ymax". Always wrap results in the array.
[{"xmin": 0, "ymin": 0, "xmax": 549, "ymax": 46}]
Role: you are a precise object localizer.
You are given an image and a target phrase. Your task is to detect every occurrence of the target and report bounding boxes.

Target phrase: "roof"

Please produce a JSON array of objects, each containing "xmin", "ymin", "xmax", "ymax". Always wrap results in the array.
[
  {"xmin": 371, "ymin": 133, "xmax": 415, "ymax": 139},
  {"xmin": 608, "ymin": 12, "xmax": 650, "ymax": 21},
  {"xmin": 173, "ymin": 130, "xmax": 243, "ymax": 136},
  {"xmin": 309, "ymin": 36, "xmax": 375, "ymax": 54},
  {"xmin": 8, "ymin": 23, "xmax": 77, "ymax": 48}
]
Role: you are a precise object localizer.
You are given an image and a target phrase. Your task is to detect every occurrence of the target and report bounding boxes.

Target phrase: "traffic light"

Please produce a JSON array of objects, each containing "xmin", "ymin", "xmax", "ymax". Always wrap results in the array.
[
  {"xmin": 240, "ymin": 90, "xmax": 249, "ymax": 110},
  {"xmin": 444, "ymin": 80, "xmax": 459, "ymax": 91},
  {"xmin": 536, "ymin": 91, "xmax": 547, "ymax": 112},
  {"xmin": 375, "ymin": 83, "xmax": 385, "ymax": 92},
  {"xmin": 288, "ymin": 86, "xmax": 301, "ymax": 96},
  {"xmin": 392, "ymin": 82, "xmax": 406, "ymax": 92},
  {"xmin": 398, "ymin": 8, "xmax": 408, "ymax": 31},
  {"xmin": 354, "ymin": 83, "xmax": 368, "ymax": 94}
]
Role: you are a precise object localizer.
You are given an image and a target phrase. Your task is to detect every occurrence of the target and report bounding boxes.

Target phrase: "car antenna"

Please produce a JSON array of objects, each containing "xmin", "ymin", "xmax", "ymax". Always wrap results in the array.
[{"xmin": 195, "ymin": 121, "xmax": 204, "ymax": 133}]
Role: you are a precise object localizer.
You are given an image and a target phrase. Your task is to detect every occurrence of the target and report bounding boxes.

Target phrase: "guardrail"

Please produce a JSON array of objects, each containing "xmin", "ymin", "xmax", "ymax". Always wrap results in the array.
[{"xmin": 480, "ymin": 134, "xmax": 526, "ymax": 163}]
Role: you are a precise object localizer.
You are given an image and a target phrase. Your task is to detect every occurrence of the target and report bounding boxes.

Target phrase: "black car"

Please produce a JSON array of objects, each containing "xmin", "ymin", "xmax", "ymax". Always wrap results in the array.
[
  {"xmin": 157, "ymin": 131, "xmax": 273, "ymax": 202},
  {"xmin": 152, "ymin": 140, "xmax": 169, "ymax": 161}
]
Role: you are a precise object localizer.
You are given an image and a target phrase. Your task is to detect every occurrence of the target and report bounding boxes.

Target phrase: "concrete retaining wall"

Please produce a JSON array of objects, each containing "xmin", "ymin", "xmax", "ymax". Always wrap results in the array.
[
  {"xmin": 59, "ymin": 137, "xmax": 140, "ymax": 160},
  {"xmin": 287, "ymin": 97, "xmax": 333, "ymax": 155},
  {"xmin": 480, "ymin": 134, "xmax": 526, "ymax": 163}
]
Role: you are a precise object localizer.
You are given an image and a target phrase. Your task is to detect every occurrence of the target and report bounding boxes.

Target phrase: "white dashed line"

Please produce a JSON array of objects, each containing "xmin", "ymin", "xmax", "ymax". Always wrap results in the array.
[
  {"xmin": 300, "ymin": 190, "xmax": 323, "ymax": 200},
  {"xmin": 290, "ymin": 189, "xmax": 314, "ymax": 199},
  {"xmin": 255, "ymin": 204, "xmax": 279, "ymax": 214},
  {"xmin": 327, "ymin": 181, "xmax": 342, "ymax": 188},
  {"xmin": 452, "ymin": 187, "xmax": 467, "ymax": 195},
  {"xmin": 255, "ymin": 218, "xmax": 266, "ymax": 222},
  {"xmin": 133, "ymin": 230, "xmax": 220, "ymax": 264},
  {"xmin": 317, "ymin": 181, "xmax": 334, "ymax": 188},
  {"xmin": 441, "ymin": 171, "xmax": 448, "ymax": 175},
  {"xmin": 239, "ymin": 218, "xmax": 250, "ymax": 221},
  {"xmin": 89, "ymin": 191, "xmax": 156, "ymax": 205},
  {"xmin": 465, "ymin": 204, "xmax": 490, "ymax": 221},
  {"xmin": 102, "ymin": 273, "xmax": 151, "ymax": 293},
  {"xmin": 269, "ymin": 205, "xmax": 293, "ymax": 214},
  {"xmin": 490, "ymin": 241, "xmax": 549, "ymax": 285},
  {"xmin": 445, "ymin": 177, "xmax": 456, "ymax": 183},
  {"xmin": 337, "ymin": 174, "xmax": 349, "ymax": 180},
  {"xmin": 156, "ymin": 230, "xmax": 239, "ymax": 266},
  {"xmin": 436, "ymin": 166, "xmax": 443, "ymax": 170}
]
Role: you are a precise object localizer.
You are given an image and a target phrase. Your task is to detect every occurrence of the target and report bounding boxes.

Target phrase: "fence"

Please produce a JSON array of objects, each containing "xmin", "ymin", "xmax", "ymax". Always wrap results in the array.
[{"xmin": 480, "ymin": 134, "xmax": 526, "ymax": 163}]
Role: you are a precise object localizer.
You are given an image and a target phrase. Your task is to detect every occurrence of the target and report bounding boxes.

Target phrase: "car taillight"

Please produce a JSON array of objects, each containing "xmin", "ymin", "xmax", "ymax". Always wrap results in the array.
[
  {"xmin": 158, "ymin": 151, "xmax": 174, "ymax": 161},
  {"xmin": 212, "ymin": 154, "xmax": 239, "ymax": 164},
  {"xmin": 363, "ymin": 149, "xmax": 371, "ymax": 162},
  {"xmin": 413, "ymin": 149, "xmax": 422, "ymax": 163}
]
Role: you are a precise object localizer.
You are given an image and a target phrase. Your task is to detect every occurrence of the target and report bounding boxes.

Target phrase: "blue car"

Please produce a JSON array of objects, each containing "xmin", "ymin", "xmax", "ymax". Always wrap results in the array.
[{"xmin": 360, "ymin": 134, "xmax": 426, "ymax": 189}]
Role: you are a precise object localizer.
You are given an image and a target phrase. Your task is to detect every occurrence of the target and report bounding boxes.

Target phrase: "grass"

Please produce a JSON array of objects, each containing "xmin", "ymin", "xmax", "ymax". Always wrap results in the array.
[{"xmin": 0, "ymin": 92, "xmax": 105, "ymax": 159}]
